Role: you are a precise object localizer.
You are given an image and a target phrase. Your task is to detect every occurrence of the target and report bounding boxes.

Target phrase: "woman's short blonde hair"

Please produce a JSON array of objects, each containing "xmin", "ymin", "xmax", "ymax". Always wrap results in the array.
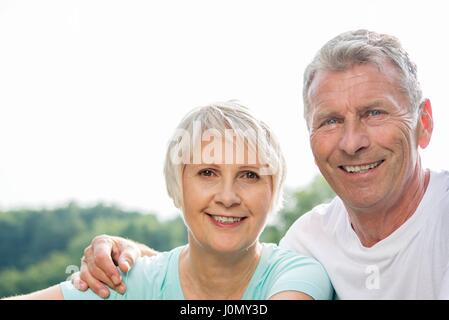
[{"xmin": 163, "ymin": 100, "xmax": 286, "ymax": 213}]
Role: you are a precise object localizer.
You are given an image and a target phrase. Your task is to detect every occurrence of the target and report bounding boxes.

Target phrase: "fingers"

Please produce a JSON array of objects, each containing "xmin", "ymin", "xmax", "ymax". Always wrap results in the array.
[
  {"xmin": 79, "ymin": 235, "xmax": 126, "ymax": 298},
  {"xmin": 71, "ymin": 272, "xmax": 87, "ymax": 291},
  {"xmin": 118, "ymin": 257, "xmax": 131, "ymax": 273},
  {"xmin": 79, "ymin": 256, "xmax": 127, "ymax": 296},
  {"xmin": 90, "ymin": 236, "xmax": 122, "ymax": 286},
  {"xmin": 79, "ymin": 257, "xmax": 111, "ymax": 299},
  {"xmin": 78, "ymin": 235, "xmax": 140, "ymax": 297},
  {"xmin": 87, "ymin": 259, "xmax": 117, "ymax": 289},
  {"xmin": 117, "ymin": 241, "xmax": 141, "ymax": 273}
]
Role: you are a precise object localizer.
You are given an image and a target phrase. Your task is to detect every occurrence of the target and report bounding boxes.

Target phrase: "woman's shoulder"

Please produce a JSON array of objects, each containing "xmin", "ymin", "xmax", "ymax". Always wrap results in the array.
[
  {"xmin": 134, "ymin": 245, "xmax": 185, "ymax": 270},
  {"xmin": 262, "ymin": 242, "xmax": 320, "ymax": 264},
  {"xmin": 257, "ymin": 243, "xmax": 334, "ymax": 300},
  {"xmin": 120, "ymin": 245, "xmax": 186, "ymax": 299}
]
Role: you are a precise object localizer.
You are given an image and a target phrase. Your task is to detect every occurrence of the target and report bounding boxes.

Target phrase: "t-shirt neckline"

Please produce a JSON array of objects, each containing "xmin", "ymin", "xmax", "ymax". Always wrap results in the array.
[{"xmin": 172, "ymin": 243, "xmax": 270, "ymax": 300}]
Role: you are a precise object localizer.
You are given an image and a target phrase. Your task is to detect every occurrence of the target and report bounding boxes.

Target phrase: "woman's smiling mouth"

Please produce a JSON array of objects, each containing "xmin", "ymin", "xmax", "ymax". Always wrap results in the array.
[{"xmin": 206, "ymin": 213, "xmax": 247, "ymax": 227}]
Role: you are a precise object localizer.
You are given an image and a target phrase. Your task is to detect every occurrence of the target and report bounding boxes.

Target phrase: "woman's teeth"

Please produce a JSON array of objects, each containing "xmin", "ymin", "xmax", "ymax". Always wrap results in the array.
[{"xmin": 211, "ymin": 215, "xmax": 242, "ymax": 224}]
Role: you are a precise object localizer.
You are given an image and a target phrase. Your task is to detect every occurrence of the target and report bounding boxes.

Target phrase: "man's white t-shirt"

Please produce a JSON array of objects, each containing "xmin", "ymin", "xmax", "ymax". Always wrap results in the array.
[{"xmin": 279, "ymin": 170, "xmax": 449, "ymax": 299}]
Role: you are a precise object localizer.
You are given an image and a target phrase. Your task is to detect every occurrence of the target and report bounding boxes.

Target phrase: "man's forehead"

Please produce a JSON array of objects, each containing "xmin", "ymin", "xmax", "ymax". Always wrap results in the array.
[
  {"xmin": 309, "ymin": 71, "xmax": 371, "ymax": 100},
  {"xmin": 308, "ymin": 63, "xmax": 404, "ymax": 105},
  {"xmin": 310, "ymin": 63, "xmax": 399, "ymax": 93}
]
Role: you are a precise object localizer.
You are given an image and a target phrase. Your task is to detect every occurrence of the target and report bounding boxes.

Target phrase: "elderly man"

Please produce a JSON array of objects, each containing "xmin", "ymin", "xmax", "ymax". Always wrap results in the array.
[{"xmin": 74, "ymin": 30, "xmax": 448, "ymax": 299}]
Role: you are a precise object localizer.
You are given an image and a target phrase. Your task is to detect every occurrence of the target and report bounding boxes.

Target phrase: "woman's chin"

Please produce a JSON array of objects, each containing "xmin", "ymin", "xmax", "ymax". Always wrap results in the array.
[{"xmin": 205, "ymin": 239, "xmax": 257, "ymax": 255}]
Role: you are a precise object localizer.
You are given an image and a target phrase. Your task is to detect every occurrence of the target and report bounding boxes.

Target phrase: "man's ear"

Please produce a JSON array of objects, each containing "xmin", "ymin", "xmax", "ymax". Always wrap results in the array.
[{"xmin": 417, "ymin": 99, "xmax": 433, "ymax": 149}]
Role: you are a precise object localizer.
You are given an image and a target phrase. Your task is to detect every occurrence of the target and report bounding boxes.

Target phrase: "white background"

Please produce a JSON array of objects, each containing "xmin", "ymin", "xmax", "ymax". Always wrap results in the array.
[{"xmin": 1, "ymin": 0, "xmax": 448, "ymax": 219}]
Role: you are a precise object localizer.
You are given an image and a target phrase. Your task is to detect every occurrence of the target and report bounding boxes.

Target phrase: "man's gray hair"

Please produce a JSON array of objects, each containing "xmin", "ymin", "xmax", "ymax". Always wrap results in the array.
[{"xmin": 302, "ymin": 29, "xmax": 423, "ymax": 127}]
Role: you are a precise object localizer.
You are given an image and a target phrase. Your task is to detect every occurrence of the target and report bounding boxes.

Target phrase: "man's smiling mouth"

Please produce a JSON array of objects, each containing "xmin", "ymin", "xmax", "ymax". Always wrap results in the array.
[{"xmin": 339, "ymin": 160, "xmax": 384, "ymax": 174}]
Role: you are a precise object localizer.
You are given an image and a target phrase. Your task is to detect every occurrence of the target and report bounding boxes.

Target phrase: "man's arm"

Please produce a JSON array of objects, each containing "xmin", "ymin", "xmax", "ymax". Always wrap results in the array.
[
  {"xmin": 72, "ymin": 234, "xmax": 158, "ymax": 298},
  {"xmin": 3, "ymin": 285, "xmax": 64, "ymax": 300}
]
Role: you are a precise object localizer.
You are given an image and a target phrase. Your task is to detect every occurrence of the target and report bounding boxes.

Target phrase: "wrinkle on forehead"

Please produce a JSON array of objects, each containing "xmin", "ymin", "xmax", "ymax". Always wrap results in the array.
[
  {"xmin": 309, "ymin": 62, "xmax": 402, "ymax": 97},
  {"xmin": 308, "ymin": 63, "xmax": 409, "ymax": 112},
  {"xmin": 309, "ymin": 71, "xmax": 370, "ymax": 98}
]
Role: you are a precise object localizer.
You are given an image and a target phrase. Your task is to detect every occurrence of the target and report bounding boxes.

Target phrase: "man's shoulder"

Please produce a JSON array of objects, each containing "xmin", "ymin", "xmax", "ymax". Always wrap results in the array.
[
  {"xmin": 293, "ymin": 196, "xmax": 344, "ymax": 229},
  {"xmin": 279, "ymin": 197, "xmax": 345, "ymax": 253},
  {"xmin": 429, "ymin": 169, "xmax": 449, "ymax": 193},
  {"xmin": 425, "ymin": 170, "xmax": 449, "ymax": 232},
  {"xmin": 423, "ymin": 170, "xmax": 449, "ymax": 218}
]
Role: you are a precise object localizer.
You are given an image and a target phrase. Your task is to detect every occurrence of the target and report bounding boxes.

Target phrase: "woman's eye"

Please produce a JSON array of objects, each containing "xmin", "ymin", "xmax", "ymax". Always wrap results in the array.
[
  {"xmin": 242, "ymin": 171, "xmax": 260, "ymax": 180},
  {"xmin": 199, "ymin": 169, "xmax": 215, "ymax": 177}
]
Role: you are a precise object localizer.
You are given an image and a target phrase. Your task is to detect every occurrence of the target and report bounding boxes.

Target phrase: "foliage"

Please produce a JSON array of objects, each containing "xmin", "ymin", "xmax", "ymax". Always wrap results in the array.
[
  {"xmin": 0, "ymin": 203, "xmax": 187, "ymax": 297},
  {"xmin": 260, "ymin": 175, "xmax": 335, "ymax": 243}
]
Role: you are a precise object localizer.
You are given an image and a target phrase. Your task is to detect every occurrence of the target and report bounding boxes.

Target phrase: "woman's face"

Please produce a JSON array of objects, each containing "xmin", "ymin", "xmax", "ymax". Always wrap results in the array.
[{"xmin": 181, "ymin": 145, "xmax": 273, "ymax": 254}]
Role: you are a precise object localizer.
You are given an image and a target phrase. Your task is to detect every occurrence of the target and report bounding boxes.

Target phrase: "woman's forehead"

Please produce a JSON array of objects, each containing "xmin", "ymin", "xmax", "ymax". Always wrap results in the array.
[{"xmin": 186, "ymin": 131, "xmax": 268, "ymax": 165}]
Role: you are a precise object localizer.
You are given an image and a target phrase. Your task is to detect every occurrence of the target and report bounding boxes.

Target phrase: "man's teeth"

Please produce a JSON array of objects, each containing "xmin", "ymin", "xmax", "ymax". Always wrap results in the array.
[
  {"xmin": 342, "ymin": 160, "xmax": 383, "ymax": 173},
  {"xmin": 211, "ymin": 215, "xmax": 242, "ymax": 224}
]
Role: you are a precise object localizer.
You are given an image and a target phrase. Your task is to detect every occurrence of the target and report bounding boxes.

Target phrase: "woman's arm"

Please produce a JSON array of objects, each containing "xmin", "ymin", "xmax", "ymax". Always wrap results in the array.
[
  {"xmin": 269, "ymin": 291, "xmax": 313, "ymax": 300},
  {"xmin": 72, "ymin": 234, "xmax": 157, "ymax": 298},
  {"xmin": 3, "ymin": 284, "xmax": 64, "ymax": 300}
]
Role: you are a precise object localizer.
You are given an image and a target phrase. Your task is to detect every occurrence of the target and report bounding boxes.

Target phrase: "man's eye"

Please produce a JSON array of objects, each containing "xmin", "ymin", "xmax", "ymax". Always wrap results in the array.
[
  {"xmin": 321, "ymin": 118, "xmax": 339, "ymax": 127},
  {"xmin": 241, "ymin": 171, "xmax": 260, "ymax": 180},
  {"xmin": 199, "ymin": 169, "xmax": 215, "ymax": 177},
  {"xmin": 367, "ymin": 110, "xmax": 384, "ymax": 117}
]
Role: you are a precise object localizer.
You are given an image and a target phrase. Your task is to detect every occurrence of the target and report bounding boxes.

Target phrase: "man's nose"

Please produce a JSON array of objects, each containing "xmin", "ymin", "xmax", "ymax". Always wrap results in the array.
[
  {"xmin": 213, "ymin": 180, "xmax": 241, "ymax": 208},
  {"xmin": 338, "ymin": 121, "xmax": 370, "ymax": 156}
]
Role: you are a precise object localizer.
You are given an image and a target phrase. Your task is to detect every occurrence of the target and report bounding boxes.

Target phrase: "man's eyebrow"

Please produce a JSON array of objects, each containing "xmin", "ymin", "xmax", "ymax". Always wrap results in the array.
[
  {"xmin": 312, "ymin": 110, "xmax": 341, "ymax": 123},
  {"xmin": 312, "ymin": 101, "xmax": 388, "ymax": 123},
  {"xmin": 357, "ymin": 101, "xmax": 384, "ymax": 113}
]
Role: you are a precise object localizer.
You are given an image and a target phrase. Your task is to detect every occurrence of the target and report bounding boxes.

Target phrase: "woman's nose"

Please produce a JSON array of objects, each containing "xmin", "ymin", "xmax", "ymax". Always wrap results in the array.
[{"xmin": 213, "ymin": 181, "xmax": 241, "ymax": 208}]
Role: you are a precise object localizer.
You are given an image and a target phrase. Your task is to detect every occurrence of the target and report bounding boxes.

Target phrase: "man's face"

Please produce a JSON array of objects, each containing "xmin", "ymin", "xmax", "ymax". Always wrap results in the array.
[{"xmin": 307, "ymin": 62, "xmax": 430, "ymax": 212}]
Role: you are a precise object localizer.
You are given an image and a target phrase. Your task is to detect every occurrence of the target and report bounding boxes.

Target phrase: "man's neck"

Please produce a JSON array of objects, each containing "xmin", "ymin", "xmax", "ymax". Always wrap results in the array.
[
  {"xmin": 346, "ymin": 167, "xmax": 430, "ymax": 248},
  {"xmin": 179, "ymin": 240, "xmax": 262, "ymax": 299}
]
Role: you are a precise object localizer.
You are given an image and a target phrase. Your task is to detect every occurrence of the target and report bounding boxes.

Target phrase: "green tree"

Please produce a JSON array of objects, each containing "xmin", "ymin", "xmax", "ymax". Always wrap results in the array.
[
  {"xmin": 0, "ymin": 203, "xmax": 186, "ymax": 297},
  {"xmin": 260, "ymin": 175, "xmax": 335, "ymax": 244}
]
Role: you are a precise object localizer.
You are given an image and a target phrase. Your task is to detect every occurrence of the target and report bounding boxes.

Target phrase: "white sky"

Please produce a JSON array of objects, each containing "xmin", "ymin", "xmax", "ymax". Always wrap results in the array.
[{"xmin": 1, "ymin": 0, "xmax": 448, "ymax": 219}]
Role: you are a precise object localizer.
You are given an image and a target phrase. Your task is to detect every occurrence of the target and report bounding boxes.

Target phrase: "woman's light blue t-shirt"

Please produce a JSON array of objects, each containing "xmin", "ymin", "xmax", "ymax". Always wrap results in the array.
[{"xmin": 61, "ymin": 243, "xmax": 333, "ymax": 300}]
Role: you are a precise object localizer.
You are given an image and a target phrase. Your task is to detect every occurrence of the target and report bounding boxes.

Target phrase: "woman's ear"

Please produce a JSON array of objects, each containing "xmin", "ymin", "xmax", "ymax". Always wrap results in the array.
[{"xmin": 417, "ymin": 99, "xmax": 433, "ymax": 149}]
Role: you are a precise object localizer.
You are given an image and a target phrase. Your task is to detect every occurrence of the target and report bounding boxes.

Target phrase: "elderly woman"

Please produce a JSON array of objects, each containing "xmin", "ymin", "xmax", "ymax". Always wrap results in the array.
[{"xmin": 8, "ymin": 101, "xmax": 332, "ymax": 300}]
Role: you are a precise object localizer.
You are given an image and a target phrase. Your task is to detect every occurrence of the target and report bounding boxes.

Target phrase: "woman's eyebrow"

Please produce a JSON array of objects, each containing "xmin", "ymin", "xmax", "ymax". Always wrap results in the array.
[
  {"xmin": 238, "ymin": 165, "xmax": 262, "ymax": 171},
  {"xmin": 189, "ymin": 163, "xmax": 220, "ymax": 169}
]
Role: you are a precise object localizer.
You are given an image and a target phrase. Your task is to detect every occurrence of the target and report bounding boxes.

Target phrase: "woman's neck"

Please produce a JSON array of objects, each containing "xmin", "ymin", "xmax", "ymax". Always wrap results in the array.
[{"xmin": 179, "ymin": 241, "xmax": 262, "ymax": 300}]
